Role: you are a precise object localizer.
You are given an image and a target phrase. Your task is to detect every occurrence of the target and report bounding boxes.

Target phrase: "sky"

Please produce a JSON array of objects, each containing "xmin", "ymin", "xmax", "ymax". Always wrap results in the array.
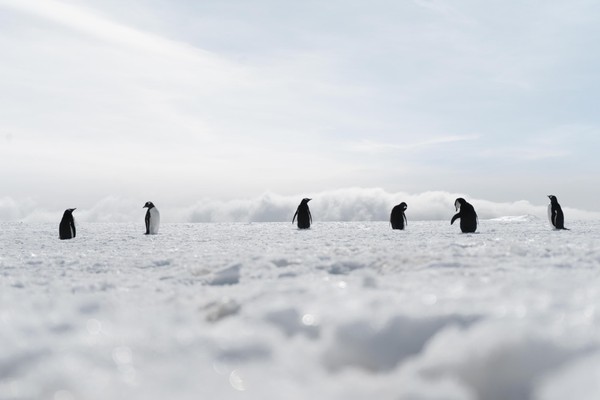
[{"xmin": 1, "ymin": 0, "xmax": 600, "ymax": 221}]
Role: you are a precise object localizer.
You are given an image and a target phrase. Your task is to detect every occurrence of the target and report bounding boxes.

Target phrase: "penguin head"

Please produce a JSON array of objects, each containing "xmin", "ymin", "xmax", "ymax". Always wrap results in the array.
[
  {"xmin": 64, "ymin": 208, "xmax": 76, "ymax": 214},
  {"xmin": 300, "ymin": 198, "xmax": 311, "ymax": 205},
  {"xmin": 399, "ymin": 202, "xmax": 407, "ymax": 211},
  {"xmin": 143, "ymin": 201, "xmax": 155, "ymax": 209},
  {"xmin": 454, "ymin": 198, "xmax": 465, "ymax": 211},
  {"xmin": 548, "ymin": 195, "xmax": 558, "ymax": 204}
]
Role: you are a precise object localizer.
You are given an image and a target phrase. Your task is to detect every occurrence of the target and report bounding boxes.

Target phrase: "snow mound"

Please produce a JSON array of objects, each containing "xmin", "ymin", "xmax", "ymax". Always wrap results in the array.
[
  {"xmin": 322, "ymin": 314, "xmax": 479, "ymax": 372},
  {"xmin": 205, "ymin": 264, "xmax": 241, "ymax": 286},
  {"xmin": 414, "ymin": 322, "xmax": 591, "ymax": 400}
]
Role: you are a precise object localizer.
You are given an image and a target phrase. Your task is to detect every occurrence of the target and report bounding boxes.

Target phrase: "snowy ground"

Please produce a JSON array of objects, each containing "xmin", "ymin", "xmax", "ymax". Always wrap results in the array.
[{"xmin": 2, "ymin": 218, "xmax": 600, "ymax": 400}]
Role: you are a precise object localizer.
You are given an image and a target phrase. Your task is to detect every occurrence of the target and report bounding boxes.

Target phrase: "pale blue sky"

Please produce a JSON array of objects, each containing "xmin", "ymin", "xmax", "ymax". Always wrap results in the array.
[{"xmin": 1, "ymin": 0, "xmax": 599, "ymax": 213}]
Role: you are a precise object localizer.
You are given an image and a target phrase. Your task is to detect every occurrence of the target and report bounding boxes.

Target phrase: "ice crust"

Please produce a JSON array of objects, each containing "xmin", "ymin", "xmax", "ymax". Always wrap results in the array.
[{"xmin": 1, "ymin": 220, "xmax": 600, "ymax": 399}]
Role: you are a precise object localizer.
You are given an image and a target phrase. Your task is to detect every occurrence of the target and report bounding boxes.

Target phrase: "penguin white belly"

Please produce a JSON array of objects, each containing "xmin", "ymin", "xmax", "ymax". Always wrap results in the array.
[
  {"xmin": 547, "ymin": 204, "xmax": 554, "ymax": 227},
  {"xmin": 148, "ymin": 208, "xmax": 160, "ymax": 234}
]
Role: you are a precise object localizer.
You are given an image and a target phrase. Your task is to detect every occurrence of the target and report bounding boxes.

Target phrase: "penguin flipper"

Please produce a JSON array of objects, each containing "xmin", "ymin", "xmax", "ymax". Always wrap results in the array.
[
  {"xmin": 403, "ymin": 214, "xmax": 408, "ymax": 227},
  {"xmin": 145, "ymin": 212, "xmax": 150, "ymax": 234},
  {"xmin": 71, "ymin": 221, "xmax": 76, "ymax": 238},
  {"xmin": 292, "ymin": 210, "xmax": 298, "ymax": 224},
  {"xmin": 451, "ymin": 213, "xmax": 460, "ymax": 225}
]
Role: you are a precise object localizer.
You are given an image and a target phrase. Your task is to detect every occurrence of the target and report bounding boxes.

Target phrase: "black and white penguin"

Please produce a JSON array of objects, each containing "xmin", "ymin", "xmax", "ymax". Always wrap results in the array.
[
  {"xmin": 292, "ymin": 198, "xmax": 312, "ymax": 229},
  {"xmin": 451, "ymin": 198, "xmax": 478, "ymax": 233},
  {"xmin": 143, "ymin": 201, "xmax": 160, "ymax": 234},
  {"xmin": 548, "ymin": 195, "xmax": 568, "ymax": 230},
  {"xmin": 59, "ymin": 208, "xmax": 76, "ymax": 240},
  {"xmin": 390, "ymin": 202, "xmax": 408, "ymax": 230}
]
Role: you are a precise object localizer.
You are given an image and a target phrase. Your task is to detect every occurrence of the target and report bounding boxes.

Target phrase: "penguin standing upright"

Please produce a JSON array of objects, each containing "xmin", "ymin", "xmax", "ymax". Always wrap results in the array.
[
  {"xmin": 451, "ymin": 198, "xmax": 478, "ymax": 233},
  {"xmin": 292, "ymin": 198, "xmax": 312, "ymax": 229},
  {"xmin": 59, "ymin": 208, "xmax": 76, "ymax": 240},
  {"xmin": 390, "ymin": 202, "xmax": 408, "ymax": 230},
  {"xmin": 143, "ymin": 201, "xmax": 160, "ymax": 234},
  {"xmin": 548, "ymin": 195, "xmax": 568, "ymax": 230}
]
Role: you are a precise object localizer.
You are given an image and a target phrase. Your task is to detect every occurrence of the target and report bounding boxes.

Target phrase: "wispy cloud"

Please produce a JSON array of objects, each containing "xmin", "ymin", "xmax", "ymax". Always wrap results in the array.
[
  {"xmin": 1, "ymin": 0, "xmax": 218, "ymax": 63},
  {"xmin": 347, "ymin": 135, "xmax": 480, "ymax": 154}
]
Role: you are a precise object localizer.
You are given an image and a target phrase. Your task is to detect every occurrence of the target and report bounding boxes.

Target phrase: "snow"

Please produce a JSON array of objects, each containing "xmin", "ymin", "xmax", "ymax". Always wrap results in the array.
[{"xmin": 2, "ymin": 219, "xmax": 600, "ymax": 399}]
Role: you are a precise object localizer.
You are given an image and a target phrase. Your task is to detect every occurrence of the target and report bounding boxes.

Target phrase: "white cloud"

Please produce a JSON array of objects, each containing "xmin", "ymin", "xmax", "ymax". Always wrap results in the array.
[
  {"xmin": 0, "ymin": 197, "xmax": 36, "ymax": 221},
  {"xmin": 3, "ymin": 189, "xmax": 598, "ymax": 224}
]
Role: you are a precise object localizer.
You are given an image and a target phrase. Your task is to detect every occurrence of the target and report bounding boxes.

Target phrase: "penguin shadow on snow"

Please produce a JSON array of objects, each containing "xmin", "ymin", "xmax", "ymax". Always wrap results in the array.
[{"xmin": 292, "ymin": 198, "xmax": 312, "ymax": 230}]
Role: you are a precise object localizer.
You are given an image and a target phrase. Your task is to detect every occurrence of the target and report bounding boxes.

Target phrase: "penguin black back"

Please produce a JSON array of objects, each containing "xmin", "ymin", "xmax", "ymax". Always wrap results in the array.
[
  {"xmin": 451, "ymin": 198, "xmax": 477, "ymax": 233},
  {"xmin": 548, "ymin": 195, "xmax": 567, "ymax": 230},
  {"xmin": 292, "ymin": 198, "xmax": 312, "ymax": 229},
  {"xmin": 390, "ymin": 202, "xmax": 408, "ymax": 230},
  {"xmin": 59, "ymin": 208, "xmax": 76, "ymax": 240}
]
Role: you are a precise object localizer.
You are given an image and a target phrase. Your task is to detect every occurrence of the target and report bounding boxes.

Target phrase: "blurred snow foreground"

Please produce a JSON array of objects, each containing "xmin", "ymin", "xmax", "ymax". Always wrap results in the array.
[{"xmin": 2, "ymin": 219, "xmax": 600, "ymax": 400}]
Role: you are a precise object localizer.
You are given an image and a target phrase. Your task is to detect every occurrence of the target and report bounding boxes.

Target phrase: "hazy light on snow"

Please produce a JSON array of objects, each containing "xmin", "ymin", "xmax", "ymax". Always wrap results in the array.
[{"xmin": 2, "ymin": 220, "xmax": 600, "ymax": 399}]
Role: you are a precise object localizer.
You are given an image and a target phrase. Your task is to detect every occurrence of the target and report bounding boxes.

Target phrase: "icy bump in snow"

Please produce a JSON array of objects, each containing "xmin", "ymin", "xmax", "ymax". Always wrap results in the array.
[
  {"xmin": 265, "ymin": 308, "xmax": 320, "ymax": 339},
  {"xmin": 205, "ymin": 264, "xmax": 241, "ymax": 286},
  {"xmin": 322, "ymin": 314, "xmax": 479, "ymax": 372},
  {"xmin": 203, "ymin": 298, "xmax": 241, "ymax": 322},
  {"xmin": 415, "ymin": 322, "xmax": 592, "ymax": 400},
  {"xmin": 320, "ymin": 260, "xmax": 367, "ymax": 275}
]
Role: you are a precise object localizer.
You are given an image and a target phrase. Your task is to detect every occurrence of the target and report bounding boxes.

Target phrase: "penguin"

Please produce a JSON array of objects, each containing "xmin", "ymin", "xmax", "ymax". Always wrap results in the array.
[
  {"xmin": 59, "ymin": 208, "xmax": 76, "ymax": 240},
  {"xmin": 390, "ymin": 202, "xmax": 408, "ymax": 230},
  {"xmin": 292, "ymin": 198, "xmax": 312, "ymax": 229},
  {"xmin": 143, "ymin": 201, "xmax": 160, "ymax": 234},
  {"xmin": 451, "ymin": 198, "xmax": 478, "ymax": 233},
  {"xmin": 548, "ymin": 195, "xmax": 568, "ymax": 230}
]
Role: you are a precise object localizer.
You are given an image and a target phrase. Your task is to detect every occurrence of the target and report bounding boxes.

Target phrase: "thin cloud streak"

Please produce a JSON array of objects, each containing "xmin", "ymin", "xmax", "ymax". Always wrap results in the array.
[
  {"xmin": 348, "ymin": 135, "xmax": 480, "ymax": 153},
  {"xmin": 0, "ymin": 0, "xmax": 222, "ymax": 63}
]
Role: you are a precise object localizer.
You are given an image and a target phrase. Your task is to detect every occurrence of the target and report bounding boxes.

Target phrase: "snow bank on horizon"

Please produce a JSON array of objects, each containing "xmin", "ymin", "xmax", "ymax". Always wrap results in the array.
[{"xmin": 2, "ymin": 189, "xmax": 599, "ymax": 223}]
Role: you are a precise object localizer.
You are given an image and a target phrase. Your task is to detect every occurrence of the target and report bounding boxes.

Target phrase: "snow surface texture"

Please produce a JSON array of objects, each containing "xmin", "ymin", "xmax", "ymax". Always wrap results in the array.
[{"xmin": 2, "ymin": 218, "xmax": 600, "ymax": 400}]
